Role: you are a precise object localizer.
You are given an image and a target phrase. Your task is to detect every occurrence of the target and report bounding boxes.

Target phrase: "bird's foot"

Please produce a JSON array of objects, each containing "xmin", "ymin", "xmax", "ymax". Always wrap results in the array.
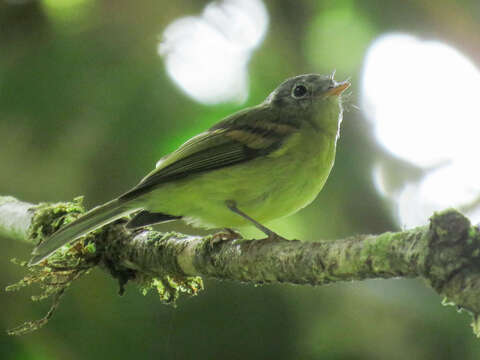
[{"xmin": 209, "ymin": 228, "xmax": 243, "ymax": 248}]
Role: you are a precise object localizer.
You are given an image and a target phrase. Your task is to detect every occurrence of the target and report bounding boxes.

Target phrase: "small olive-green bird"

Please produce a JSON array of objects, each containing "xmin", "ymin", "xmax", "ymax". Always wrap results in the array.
[{"xmin": 29, "ymin": 73, "xmax": 350, "ymax": 265}]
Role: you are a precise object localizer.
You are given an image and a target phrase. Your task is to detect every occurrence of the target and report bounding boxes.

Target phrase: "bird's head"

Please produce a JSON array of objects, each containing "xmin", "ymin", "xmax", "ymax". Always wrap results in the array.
[{"xmin": 265, "ymin": 73, "xmax": 350, "ymax": 134}]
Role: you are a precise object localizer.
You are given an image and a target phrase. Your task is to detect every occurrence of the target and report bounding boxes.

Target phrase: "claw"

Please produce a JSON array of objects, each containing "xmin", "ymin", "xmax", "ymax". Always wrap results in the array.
[{"xmin": 208, "ymin": 228, "xmax": 243, "ymax": 248}]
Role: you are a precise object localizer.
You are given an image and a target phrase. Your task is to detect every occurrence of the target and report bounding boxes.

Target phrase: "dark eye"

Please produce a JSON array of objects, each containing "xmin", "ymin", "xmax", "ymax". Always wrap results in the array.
[{"xmin": 292, "ymin": 84, "xmax": 307, "ymax": 98}]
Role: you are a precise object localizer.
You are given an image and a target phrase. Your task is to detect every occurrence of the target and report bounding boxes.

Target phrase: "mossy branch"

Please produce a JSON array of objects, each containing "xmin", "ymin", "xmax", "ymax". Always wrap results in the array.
[{"xmin": 2, "ymin": 196, "xmax": 480, "ymax": 336}]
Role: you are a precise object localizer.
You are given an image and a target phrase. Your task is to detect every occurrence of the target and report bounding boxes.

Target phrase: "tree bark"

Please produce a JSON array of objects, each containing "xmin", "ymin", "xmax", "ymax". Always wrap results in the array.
[{"xmin": 2, "ymin": 195, "xmax": 480, "ymax": 336}]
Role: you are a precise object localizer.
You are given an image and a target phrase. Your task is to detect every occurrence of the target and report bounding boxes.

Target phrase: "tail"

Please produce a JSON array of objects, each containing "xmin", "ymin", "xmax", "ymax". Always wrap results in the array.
[{"xmin": 29, "ymin": 198, "xmax": 141, "ymax": 266}]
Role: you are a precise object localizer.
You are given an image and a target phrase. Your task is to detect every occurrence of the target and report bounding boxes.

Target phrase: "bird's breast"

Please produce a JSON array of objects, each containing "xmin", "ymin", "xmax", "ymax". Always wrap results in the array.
[{"xmin": 253, "ymin": 127, "xmax": 337, "ymax": 219}]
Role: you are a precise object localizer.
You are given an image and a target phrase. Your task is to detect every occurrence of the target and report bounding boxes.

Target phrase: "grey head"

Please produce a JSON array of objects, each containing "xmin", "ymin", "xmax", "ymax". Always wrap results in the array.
[
  {"xmin": 265, "ymin": 73, "xmax": 349, "ymax": 109},
  {"xmin": 264, "ymin": 73, "xmax": 350, "ymax": 133}
]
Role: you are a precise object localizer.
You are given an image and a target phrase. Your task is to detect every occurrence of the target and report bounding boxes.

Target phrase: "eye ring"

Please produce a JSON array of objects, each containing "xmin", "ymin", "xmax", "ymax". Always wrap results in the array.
[{"xmin": 292, "ymin": 84, "xmax": 308, "ymax": 99}]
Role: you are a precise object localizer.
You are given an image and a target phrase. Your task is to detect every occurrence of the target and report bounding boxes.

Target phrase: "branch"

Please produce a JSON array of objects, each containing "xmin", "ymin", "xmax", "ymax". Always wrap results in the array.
[{"xmin": 2, "ymin": 195, "xmax": 480, "ymax": 336}]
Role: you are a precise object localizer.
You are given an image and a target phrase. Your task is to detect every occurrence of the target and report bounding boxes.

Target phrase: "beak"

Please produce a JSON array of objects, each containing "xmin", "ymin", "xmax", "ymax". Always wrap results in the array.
[{"xmin": 325, "ymin": 81, "xmax": 350, "ymax": 97}]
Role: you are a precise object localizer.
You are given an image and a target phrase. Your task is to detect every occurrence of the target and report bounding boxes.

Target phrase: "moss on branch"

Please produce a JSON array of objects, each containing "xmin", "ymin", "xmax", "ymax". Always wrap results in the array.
[{"xmin": 2, "ymin": 196, "xmax": 480, "ymax": 337}]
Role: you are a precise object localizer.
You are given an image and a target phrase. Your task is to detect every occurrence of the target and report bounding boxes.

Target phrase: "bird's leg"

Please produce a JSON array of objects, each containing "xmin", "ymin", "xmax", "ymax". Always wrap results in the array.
[{"xmin": 225, "ymin": 200, "xmax": 282, "ymax": 240}]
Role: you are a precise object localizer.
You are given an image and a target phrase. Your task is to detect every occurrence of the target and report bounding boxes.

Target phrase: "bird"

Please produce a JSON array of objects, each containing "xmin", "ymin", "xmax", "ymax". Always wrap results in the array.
[{"xmin": 29, "ymin": 73, "xmax": 350, "ymax": 266}]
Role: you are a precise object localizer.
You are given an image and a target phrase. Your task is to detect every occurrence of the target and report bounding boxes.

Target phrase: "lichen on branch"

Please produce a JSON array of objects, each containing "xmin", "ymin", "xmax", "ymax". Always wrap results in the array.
[
  {"xmin": 2, "ymin": 195, "xmax": 480, "ymax": 337},
  {"xmin": 3, "ymin": 197, "xmax": 202, "ymax": 335}
]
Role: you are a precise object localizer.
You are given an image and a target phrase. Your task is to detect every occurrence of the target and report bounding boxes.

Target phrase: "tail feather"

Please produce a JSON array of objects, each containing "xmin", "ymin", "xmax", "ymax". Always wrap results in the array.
[{"xmin": 29, "ymin": 198, "xmax": 140, "ymax": 265}]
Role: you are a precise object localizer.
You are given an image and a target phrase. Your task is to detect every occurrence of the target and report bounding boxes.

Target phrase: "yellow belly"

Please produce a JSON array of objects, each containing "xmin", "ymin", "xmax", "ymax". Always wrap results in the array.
[{"xmin": 143, "ymin": 129, "xmax": 337, "ymax": 230}]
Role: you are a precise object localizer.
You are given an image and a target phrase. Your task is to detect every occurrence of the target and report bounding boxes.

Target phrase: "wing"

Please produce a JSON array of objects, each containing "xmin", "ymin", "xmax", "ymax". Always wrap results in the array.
[{"xmin": 120, "ymin": 104, "xmax": 299, "ymax": 201}]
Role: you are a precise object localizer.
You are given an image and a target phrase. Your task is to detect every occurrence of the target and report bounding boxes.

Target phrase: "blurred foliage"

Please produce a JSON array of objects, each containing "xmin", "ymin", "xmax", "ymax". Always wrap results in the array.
[{"xmin": 2, "ymin": 0, "xmax": 480, "ymax": 359}]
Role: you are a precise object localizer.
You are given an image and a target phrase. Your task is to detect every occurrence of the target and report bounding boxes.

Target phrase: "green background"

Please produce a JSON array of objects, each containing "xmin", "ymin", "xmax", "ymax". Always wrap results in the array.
[{"xmin": 1, "ymin": 0, "xmax": 480, "ymax": 358}]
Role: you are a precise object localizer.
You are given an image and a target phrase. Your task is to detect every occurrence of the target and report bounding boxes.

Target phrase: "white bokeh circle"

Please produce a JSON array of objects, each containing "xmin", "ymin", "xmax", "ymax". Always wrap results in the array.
[
  {"xmin": 363, "ymin": 33, "xmax": 480, "ymax": 226},
  {"xmin": 159, "ymin": 0, "xmax": 268, "ymax": 104}
]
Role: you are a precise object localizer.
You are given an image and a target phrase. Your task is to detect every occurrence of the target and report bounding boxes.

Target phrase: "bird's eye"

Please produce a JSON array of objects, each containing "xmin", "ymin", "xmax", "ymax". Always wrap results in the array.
[{"xmin": 292, "ymin": 84, "xmax": 308, "ymax": 98}]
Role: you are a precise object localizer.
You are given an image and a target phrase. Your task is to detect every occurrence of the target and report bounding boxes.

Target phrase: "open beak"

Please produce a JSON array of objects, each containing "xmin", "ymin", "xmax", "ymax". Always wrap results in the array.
[{"xmin": 325, "ymin": 81, "xmax": 351, "ymax": 97}]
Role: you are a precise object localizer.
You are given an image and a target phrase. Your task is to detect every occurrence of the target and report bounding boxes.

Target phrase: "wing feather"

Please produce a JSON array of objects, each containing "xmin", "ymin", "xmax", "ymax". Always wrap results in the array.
[{"xmin": 120, "ymin": 105, "xmax": 297, "ymax": 200}]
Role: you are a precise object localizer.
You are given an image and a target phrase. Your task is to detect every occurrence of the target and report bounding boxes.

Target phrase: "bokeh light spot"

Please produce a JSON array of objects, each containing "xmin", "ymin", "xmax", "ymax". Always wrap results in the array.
[
  {"xmin": 159, "ymin": 0, "xmax": 268, "ymax": 105},
  {"xmin": 362, "ymin": 33, "xmax": 480, "ymax": 168},
  {"xmin": 362, "ymin": 33, "xmax": 480, "ymax": 226}
]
